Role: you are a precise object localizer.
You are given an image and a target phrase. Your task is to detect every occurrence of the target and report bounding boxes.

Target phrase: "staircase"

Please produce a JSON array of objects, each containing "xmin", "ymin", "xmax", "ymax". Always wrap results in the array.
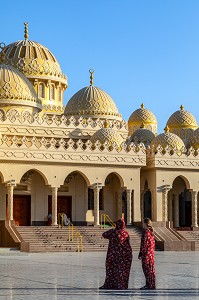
[
  {"xmin": 14, "ymin": 225, "xmax": 142, "ymax": 253},
  {"xmin": 154, "ymin": 227, "xmax": 194, "ymax": 251},
  {"xmin": 77, "ymin": 226, "xmax": 142, "ymax": 252},
  {"xmin": 176, "ymin": 230, "xmax": 199, "ymax": 251}
]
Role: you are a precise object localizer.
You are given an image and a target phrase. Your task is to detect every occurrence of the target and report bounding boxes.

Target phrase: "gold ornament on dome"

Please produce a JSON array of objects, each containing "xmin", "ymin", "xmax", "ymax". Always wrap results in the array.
[
  {"xmin": 166, "ymin": 105, "xmax": 198, "ymax": 129},
  {"xmin": 4, "ymin": 23, "xmax": 67, "ymax": 85},
  {"xmin": 64, "ymin": 70, "xmax": 122, "ymax": 120},
  {"xmin": 128, "ymin": 103, "xmax": 157, "ymax": 125}
]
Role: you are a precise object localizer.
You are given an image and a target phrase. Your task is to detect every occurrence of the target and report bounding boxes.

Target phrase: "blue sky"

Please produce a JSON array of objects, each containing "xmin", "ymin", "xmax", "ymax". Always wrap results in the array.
[{"xmin": 1, "ymin": 0, "xmax": 199, "ymax": 132}]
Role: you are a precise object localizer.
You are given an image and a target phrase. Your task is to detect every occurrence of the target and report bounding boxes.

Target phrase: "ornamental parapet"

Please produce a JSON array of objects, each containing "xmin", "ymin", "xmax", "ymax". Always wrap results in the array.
[
  {"xmin": 146, "ymin": 145, "xmax": 199, "ymax": 169},
  {"xmin": 0, "ymin": 112, "xmax": 128, "ymax": 131},
  {"xmin": 0, "ymin": 136, "xmax": 146, "ymax": 166}
]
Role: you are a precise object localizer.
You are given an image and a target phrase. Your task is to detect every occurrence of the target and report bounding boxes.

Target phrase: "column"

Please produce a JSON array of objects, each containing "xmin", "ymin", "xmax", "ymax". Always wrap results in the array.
[
  {"xmin": 168, "ymin": 193, "xmax": 173, "ymax": 221},
  {"xmin": 126, "ymin": 189, "xmax": 132, "ymax": 225},
  {"xmin": 162, "ymin": 188, "xmax": 170, "ymax": 222},
  {"xmin": 51, "ymin": 187, "xmax": 58, "ymax": 226},
  {"xmin": 140, "ymin": 190, "xmax": 144, "ymax": 220},
  {"xmin": 93, "ymin": 185, "xmax": 102, "ymax": 226},
  {"xmin": 117, "ymin": 189, "xmax": 123, "ymax": 219},
  {"xmin": 174, "ymin": 193, "xmax": 179, "ymax": 227},
  {"xmin": 7, "ymin": 184, "xmax": 14, "ymax": 220},
  {"xmin": 191, "ymin": 191, "xmax": 198, "ymax": 228}
]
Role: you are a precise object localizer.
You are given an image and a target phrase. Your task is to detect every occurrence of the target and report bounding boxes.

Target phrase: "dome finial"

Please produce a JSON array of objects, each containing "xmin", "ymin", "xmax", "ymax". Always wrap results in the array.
[
  {"xmin": 141, "ymin": 103, "xmax": 144, "ymax": 108},
  {"xmin": 180, "ymin": 104, "xmax": 184, "ymax": 111},
  {"xmin": 0, "ymin": 42, "xmax": 6, "ymax": 63},
  {"xmin": 89, "ymin": 69, "xmax": 94, "ymax": 86},
  {"xmin": 104, "ymin": 120, "xmax": 109, "ymax": 128},
  {"xmin": 164, "ymin": 125, "xmax": 170, "ymax": 133},
  {"xmin": 24, "ymin": 22, "xmax": 29, "ymax": 40}
]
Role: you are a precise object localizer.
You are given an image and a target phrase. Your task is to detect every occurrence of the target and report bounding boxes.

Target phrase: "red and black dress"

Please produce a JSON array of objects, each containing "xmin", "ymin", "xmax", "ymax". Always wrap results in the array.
[
  {"xmin": 100, "ymin": 219, "xmax": 132, "ymax": 290},
  {"xmin": 139, "ymin": 228, "xmax": 156, "ymax": 289}
]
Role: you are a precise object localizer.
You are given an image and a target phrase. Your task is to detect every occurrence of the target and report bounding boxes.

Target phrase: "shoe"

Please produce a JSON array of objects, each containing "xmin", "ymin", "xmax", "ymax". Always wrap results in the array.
[{"xmin": 140, "ymin": 285, "xmax": 148, "ymax": 290}]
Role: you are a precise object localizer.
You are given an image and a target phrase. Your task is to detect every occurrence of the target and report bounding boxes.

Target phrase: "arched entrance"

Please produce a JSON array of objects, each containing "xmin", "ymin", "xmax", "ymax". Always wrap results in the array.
[
  {"xmin": 8, "ymin": 170, "xmax": 47, "ymax": 226},
  {"xmin": 142, "ymin": 181, "xmax": 152, "ymax": 219},
  {"xmin": 54, "ymin": 171, "xmax": 89, "ymax": 225},
  {"xmin": 103, "ymin": 173, "xmax": 123, "ymax": 222},
  {"xmin": 169, "ymin": 176, "xmax": 191, "ymax": 228},
  {"xmin": 144, "ymin": 190, "xmax": 152, "ymax": 219}
]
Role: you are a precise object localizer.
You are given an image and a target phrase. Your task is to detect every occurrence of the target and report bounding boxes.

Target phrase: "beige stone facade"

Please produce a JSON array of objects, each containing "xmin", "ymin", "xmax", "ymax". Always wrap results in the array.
[{"xmin": 0, "ymin": 25, "xmax": 199, "ymax": 230}]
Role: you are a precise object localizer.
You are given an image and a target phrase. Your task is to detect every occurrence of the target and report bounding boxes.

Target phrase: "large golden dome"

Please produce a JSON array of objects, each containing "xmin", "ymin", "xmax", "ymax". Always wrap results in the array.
[
  {"xmin": 0, "ymin": 61, "xmax": 42, "ymax": 112},
  {"xmin": 4, "ymin": 23, "xmax": 67, "ymax": 112},
  {"xmin": 151, "ymin": 126, "xmax": 185, "ymax": 150},
  {"xmin": 166, "ymin": 105, "xmax": 198, "ymax": 130},
  {"xmin": 130, "ymin": 124, "xmax": 155, "ymax": 145},
  {"xmin": 64, "ymin": 71, "xmax": 122, "ymax": 120},
  {"xmin": 4, "ymin": 40, "xmax": 67, "ymax": 85}
]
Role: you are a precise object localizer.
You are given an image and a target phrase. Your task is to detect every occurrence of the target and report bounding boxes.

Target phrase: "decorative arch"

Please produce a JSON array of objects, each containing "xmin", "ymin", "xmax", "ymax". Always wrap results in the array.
[
  {"xmin": 104, "ymin": 171, "xmax": 124, "ymax": 187},
  {"xmin": 20, "ymin": 168, "xmax": 49, "ymax": 185},
  {"xmin": 172, "ymin": 175, "xmax": 190, "ymax": 190},
  {"xmin": 63, "ymin": 170, "xmax": 91, "ymax": 186}
]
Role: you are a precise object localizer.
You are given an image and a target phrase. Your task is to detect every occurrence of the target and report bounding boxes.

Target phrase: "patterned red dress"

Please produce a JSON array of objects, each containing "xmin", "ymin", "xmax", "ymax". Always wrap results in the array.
[
  {"xmin": 139, "ymin": 228, "xmax": 156, "ymax": 289},
  {"xmin": 100, "ymin": 219, "xmax": 132, "ymax": 290}
]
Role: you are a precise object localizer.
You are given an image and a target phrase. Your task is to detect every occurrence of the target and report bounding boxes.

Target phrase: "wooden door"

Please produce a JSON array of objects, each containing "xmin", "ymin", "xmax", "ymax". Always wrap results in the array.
[
  {"xmin": 48, "ymin": 196, "xmax": 72, "ymax": 221},
  {"xmin": 7, "ymin": 195, "xmax": 31, "ymax": 226}
]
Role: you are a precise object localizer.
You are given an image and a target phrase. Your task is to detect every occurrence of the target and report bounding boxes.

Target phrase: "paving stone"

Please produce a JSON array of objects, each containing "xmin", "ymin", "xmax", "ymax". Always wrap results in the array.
[{"xmin": 0, "ymin": 251, "xmax": 198, "ymax": 299}]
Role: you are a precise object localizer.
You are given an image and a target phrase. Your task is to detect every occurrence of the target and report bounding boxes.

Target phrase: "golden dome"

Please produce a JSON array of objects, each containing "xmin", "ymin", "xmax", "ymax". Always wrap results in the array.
[
  {"xmin": 4, "ymin": 39, "xmax": 67, "ymax": 85},
  {"xmin": 64, "ymin": 71, "xmax": 121, "ymax": 120},
  {"xmin": 0, "ymin": 62, "xmax": 42, "ymax": 111},
  {"xmin": 151, "ymin": 126, "xmax": 185, "ymax": 150},
  {"xmin": 166, "ymin": 105, "xmax": 198, "ymax": 130},
  {"xmin": 128, "ymin": 103, "xmax": 157, "ymax": 126},
  {"xmin": 91, "ymin": 127, "xmax": 124, "ymax": 147},
  {"xmin": 131, "ymin": 124, "xmax": 155, "ymax": 145},
  {"xmin": 189, "ymin": 128, "xmax": 199, "ymax": 149}
]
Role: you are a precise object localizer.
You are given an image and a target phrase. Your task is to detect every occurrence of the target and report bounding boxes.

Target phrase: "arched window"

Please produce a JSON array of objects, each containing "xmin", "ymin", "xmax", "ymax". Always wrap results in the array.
[
  {"xmin": 39, "ymin": 83, "xmax": 45, "ymax": 98},
  {"xmin": 50, "ymin": 84, "xmax": 55, "ymax": 100}
]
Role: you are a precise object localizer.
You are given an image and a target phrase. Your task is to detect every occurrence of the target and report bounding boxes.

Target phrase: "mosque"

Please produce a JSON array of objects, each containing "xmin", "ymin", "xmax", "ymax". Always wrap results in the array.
[{"xmin": 0, "ymin": 23, "xmax": 199, "ymax": 251}]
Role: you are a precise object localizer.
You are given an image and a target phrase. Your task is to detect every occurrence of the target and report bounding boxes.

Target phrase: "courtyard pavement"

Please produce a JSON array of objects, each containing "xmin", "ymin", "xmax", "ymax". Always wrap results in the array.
[{"xmin": 0, "ymin": 250, "xmax": 198, "ymax": 299}]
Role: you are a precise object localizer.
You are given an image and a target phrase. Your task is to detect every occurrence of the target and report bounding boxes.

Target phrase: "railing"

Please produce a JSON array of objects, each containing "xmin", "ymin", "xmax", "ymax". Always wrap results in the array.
[
  {"xmin": 100, "ymin": 214, "xmax": 116, "ymax": 229},
  {"xmin": 68, "ymin": 223, "xmax": 83, "ymax": 252},
  {"xmin": 57, "ymin": 214, "xmax": 83, "ymax": 252}
]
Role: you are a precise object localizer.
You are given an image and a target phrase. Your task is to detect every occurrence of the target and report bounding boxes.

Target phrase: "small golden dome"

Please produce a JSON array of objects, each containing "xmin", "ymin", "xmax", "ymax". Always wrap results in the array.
[
  {"xmin": 64, "ymin": 85, "xmax": 122, "ymax": 120},
  {"xmin": 128, "ymin": 103, "xmax": 158, "ymax": 126},
  {"xmin": 4, "ymin": 40, "xmax": 67, "ymax": 85},
  {"xmin": 151, "ymin": 127, "xmax": 185, "ymax": 150},
  {"xmin": 91, "ymin": 127, "xmax": 124, "ymax": 147},
  {"xmin": 166, "ymin": 105, "xmax": 198, "ymax": 129},
  {"xmin": 189, "ymin": 127, "xmax": 199, "ymax": 149},
  {"xmin": 131, "ymin": 127, "xmax": 155, "ymax": 145},
  {"xmin": 0, "ymin": 63, "xmax": 42, "ymax": 111}
]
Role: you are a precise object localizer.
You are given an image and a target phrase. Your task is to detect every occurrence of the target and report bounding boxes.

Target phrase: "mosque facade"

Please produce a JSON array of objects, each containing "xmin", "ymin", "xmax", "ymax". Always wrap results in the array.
[{"xmin": 0, "ymin": 23, "xmax": 199, "ymax": 239}]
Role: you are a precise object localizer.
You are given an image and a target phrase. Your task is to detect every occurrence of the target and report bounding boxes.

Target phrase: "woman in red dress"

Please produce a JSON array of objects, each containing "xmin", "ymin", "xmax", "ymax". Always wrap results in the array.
[
  {"xmin": 138, "ymin": 218, "xmax": 156, "ymax": 290},
  {"xmin": 99, "ymin": 218, "xmax": 132, "ymax": 290}
]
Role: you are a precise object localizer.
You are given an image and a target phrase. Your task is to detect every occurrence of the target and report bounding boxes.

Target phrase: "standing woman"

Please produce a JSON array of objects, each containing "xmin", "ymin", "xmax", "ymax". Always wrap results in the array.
[
  {"xmin": 138, "ymin": 218, "xmax": 156, "ymax": 290},
  {"xmin": 100, "ymin": 218, "xmax": 132, "ymax": 290}
]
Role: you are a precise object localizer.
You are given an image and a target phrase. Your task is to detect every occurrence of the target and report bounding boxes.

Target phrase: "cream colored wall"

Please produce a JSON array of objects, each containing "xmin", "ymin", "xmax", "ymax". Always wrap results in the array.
[
  {"xmin": 31, "ymin": 173, "xmax": 47, "ymax": 222},
  {"xmin": 0, "ymin": 162, "xmax": 142, "ymax": 223}
]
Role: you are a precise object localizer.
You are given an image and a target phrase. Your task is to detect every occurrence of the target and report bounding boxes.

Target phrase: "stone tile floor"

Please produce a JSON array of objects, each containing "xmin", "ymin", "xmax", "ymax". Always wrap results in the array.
[{"xmin": 0, "ymin": 250, "xmax": 198, "ymax": 299}]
